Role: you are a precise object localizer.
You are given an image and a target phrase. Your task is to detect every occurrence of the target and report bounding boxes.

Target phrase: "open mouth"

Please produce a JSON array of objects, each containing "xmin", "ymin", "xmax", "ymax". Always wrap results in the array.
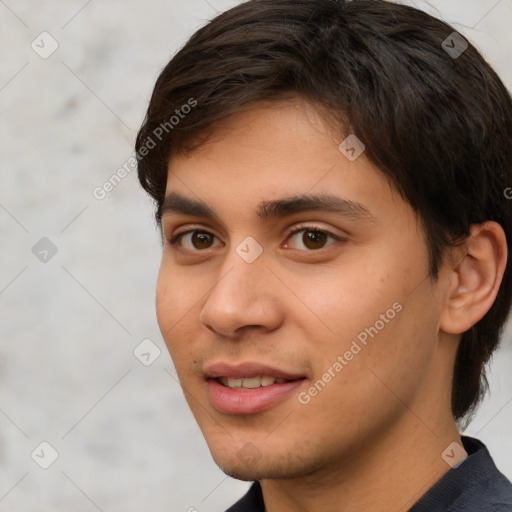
[
  {"xmin": 206, "ymin": 373, "xmax": 306, "ymax": 414},
  {"xmin": 216, "ymin": 376, "xmax": 294, "ymax": 389},
  {"xmin": 204, "ymin": 362, "xmax": 307, "ymax": 414}
]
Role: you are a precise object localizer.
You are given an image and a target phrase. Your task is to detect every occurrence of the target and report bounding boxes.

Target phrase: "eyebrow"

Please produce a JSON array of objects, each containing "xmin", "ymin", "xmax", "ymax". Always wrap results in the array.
[{"xmin": 159, "ymin": 191, "xmax": 375, "ymax": 223}]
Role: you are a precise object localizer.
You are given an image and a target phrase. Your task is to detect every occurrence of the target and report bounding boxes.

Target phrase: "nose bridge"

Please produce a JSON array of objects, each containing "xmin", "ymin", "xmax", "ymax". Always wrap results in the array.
[
  {"xmin": 216, "ymin": 233, "xmax": 268, "ymax": 298},
  {"xmin": 199, "ymin": 244, "xmax": 280, "ymax": 337},
  {"xmin": 209, "ymin": 245, "xmax": 265, "ymax": 310}
]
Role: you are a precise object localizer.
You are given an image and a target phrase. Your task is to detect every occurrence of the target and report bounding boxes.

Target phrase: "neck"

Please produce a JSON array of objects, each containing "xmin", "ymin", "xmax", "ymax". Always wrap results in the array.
[{"xmin": 260, "ymin": 412, "xmax": 462, "ymax": 512}]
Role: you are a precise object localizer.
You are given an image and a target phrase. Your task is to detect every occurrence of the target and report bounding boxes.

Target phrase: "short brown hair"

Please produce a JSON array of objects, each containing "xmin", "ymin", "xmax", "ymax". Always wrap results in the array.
[{"xmin": 135, "ymin": 0, "xmax": 512, "ymax": 422}]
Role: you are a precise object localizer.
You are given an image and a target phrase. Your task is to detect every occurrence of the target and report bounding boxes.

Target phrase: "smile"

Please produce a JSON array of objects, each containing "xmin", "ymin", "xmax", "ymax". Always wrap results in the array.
[{"xmin": 218, "ymin": 376, "xmax": 290, "ymax": 389}]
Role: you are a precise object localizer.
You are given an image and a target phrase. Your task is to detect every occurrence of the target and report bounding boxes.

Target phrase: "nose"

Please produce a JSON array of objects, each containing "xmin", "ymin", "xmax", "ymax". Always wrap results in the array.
[{"xmin": 199, "ymin": 252, "xmax": 283, "ymax": 339}]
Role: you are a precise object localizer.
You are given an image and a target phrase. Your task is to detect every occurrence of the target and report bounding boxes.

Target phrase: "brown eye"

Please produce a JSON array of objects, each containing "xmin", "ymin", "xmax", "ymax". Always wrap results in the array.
[
  {"xmin": 285, "ymin": 227, "xmax": 341, "ymax": 251},
  {"xmin": 303, "ymin": 230, "xmax": 328, "ymax": 250},
  {"xmin": 170, "ymin": 230, "xmax": 222, "ymax": 251},
  {"xmin": 191, "ymin": 232, "xmax": 214, "ymax": 249}
]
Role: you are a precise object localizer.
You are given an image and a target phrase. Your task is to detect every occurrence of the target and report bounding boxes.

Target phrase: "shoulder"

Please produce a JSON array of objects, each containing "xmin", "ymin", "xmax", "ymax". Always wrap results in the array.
[
  {"xmin": 482, "ymin": 505, "xmax": 512, "ymax": 512},
  {"xmin": 413, "ymin": 436, "xmax": 512, "ymax": 512}
]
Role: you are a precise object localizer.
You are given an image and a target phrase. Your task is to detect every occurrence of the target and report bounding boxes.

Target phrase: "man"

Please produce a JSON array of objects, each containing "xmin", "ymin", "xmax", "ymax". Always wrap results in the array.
[{"xmin": 135, "ymin": 0, "xmax": 512, "ymax": 510}]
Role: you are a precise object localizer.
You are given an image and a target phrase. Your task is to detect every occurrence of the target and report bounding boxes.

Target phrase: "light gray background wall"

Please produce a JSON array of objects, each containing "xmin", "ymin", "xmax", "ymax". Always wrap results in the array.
[{"xmin": 1, "ymin": 0, "xmax": 511, "ymax": 510}]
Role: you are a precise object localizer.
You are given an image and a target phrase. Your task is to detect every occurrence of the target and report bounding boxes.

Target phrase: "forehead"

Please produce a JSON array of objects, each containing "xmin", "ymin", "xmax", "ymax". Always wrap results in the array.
[{"xmin": 163, "ymin": 99, "xmax": 403, "ymax": 223}]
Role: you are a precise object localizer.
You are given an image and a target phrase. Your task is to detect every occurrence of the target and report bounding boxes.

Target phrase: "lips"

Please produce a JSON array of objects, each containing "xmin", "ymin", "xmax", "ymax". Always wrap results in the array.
[
  {"xmin": 205, "ymin": 362, "xmax": 304, "ymax": 381},
  {"xmin": 205, "ymin": 362, "xmax": 306, "ymax": 414}
]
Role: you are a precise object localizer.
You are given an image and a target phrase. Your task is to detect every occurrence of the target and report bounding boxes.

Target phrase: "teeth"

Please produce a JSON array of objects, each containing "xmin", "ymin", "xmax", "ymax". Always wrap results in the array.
[
  {"xmin": 219, "ymin": 376, "xmax": 288, "ymax": 389},
  {"xmin": 225, "ymin": 378, "xmax": 242, "ymax": 388},
  {"xmin": 241, "ymin": 377, "xmax": 263, "ymax": 389},
  {"xmin": 261, "ymin": 376, "xmax": 276, "ymax": 387}
]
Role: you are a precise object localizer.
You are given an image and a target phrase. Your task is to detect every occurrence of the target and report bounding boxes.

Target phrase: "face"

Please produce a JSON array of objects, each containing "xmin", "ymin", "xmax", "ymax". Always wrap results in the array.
[{"xmin": 156, "ymin": 98, "xmax": 450, "ymax": 481}]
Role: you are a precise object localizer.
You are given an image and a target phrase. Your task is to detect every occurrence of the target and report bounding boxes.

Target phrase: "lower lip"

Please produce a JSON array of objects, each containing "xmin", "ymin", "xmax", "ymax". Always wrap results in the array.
[{"xmin": 207, "ymin": 378, "xmax": 305, "ymax": 415}]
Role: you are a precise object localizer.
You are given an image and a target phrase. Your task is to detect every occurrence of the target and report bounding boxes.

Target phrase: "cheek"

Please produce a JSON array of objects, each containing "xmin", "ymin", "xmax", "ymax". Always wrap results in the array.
[
  {"xmin": 155, "ymin": 262, "xmax": 211, "ymax": 377},
  {"xmin": 308, "ymin": 281, "xmax": 439, "ymax": 420},
  {"xmin": 288, "ymin": 261, "xmax": 398, "ymax": 347},
  {"xmin": 290, "ymin": 250, "xmax": 436, "ymax": 382},
  {"xmin": 155, "ymin": 267, "xmax": 172, "ymax": 335},
  {"xmin": 155, "ymin": 264, "xmax": 190, "ymax": 354}
]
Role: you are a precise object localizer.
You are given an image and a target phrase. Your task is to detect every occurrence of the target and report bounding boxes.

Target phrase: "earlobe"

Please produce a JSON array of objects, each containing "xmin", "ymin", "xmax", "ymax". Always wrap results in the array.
[{"xmin": 440, "ymin": 221, "xmax": 508, "ymax": 335}]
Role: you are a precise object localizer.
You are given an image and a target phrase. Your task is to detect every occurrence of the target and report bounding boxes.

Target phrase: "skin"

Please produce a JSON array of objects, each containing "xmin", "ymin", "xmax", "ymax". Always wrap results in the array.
[{"xmin": 155, "ymin": 97, "xmax": 507, "ymax": 512}]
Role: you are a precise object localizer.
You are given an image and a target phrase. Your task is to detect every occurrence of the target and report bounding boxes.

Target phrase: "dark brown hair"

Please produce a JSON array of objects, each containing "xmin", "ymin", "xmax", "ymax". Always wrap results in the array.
[{"xmin": 135, "ymin": 0, "xmax": 512, "ymax": 422}]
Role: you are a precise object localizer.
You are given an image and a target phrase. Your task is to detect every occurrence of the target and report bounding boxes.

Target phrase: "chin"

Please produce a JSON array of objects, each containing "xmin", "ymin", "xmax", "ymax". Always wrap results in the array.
[
  {"xmin": 211, "ymin": 448, "xmax": 321, "ymax": 482},
  {"xmin": 217, "ymin": 464, "xmax": 264, "ymax": 482},
  {"xmin": 210, "ymin": 449, "xmax": 269, "ymax": 481},
  {"xmin": 216, "ymin": 461, "xmax": 295, "ymax": 481}
]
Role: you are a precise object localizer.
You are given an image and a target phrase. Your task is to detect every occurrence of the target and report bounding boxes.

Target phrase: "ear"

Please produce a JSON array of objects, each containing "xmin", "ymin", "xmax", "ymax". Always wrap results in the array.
[{"xmin": 440, "ymin": 221, "xmax": 508, "ymax": 335}]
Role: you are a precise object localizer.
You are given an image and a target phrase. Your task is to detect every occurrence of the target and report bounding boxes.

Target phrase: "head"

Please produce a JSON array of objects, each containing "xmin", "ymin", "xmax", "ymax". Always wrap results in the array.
[{"xmin": 136, "ymin": 0, "xmax": 512, "ymax": 480}]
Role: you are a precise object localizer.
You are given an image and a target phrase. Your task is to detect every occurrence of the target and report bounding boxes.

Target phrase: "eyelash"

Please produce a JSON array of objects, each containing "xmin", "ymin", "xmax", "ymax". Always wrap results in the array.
[{"xmin": 168, "ymin": 224, "xmax": 345, "ymax": 252}]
